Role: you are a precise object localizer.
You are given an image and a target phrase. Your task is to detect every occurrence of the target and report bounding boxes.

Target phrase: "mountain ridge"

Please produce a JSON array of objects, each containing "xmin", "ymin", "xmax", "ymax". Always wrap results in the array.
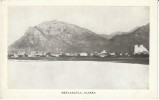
[
  {"xmin": 106, "ymin": 24, "xmax": 149, "ymax": 54},
  {"xmin": 9, "ymin": 20, "xmax": 108, "ymax": 54},
  {"xmin": 9, "ymin": 20, "xmax": 149, "ymax": 54}
]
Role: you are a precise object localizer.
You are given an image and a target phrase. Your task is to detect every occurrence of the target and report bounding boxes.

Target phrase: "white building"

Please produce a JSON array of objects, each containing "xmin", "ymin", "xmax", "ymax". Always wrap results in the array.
[
  {"xmin": 109, "ymin": 52, "xmax": 115, "ymax": 56},
  {"xmin": 28, "ymin": 51, "xmax": 37, "ymax": 57},
  {"xmin": 99, "ymin": 50, "xmax": 108, "ymax": 57},
  {"xmin": 65, "ymin": 53, "xmax": 71, "ymax": 56},
  {"xmin": 51, "ymin": 54, "xmax": 60, "ymax": 57},
  {"xmin": 90, "ymin": 53, "xmax": 94, "ymax": 56},
  {"xmin": 10, "ymin": 53, "xmax": 18, "ymax": 58},
  {"xmin": 101, "ymin": 50, "xmax": 107, "ymax": 54},
  {"xmin": 99, "ymin": 54, "xmax": 106, "ymax": 57},
  {"xmin": 17, "ymin": 52, "xmax": 25, "ymax": 56},
  {"xmin": 134, "ymin": 45, "xmax": 149, "ymax": 55},
  {"xmin": 119, "ymin": 53, "xmax": 123, "ymax": 56},
  {"xmin": 14, "ymin": 54, "xmax": 18, "ymax": 58},
  {"xmin": 79, "ymin": 52, "xmax": 88, "ymax": 56}
]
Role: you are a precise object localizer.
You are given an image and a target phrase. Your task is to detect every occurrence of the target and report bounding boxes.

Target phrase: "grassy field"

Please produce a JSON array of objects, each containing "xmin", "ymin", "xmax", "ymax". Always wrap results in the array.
[{"xmin": 8, "ymin": 57, "xmax": 149, "ymax": 65}]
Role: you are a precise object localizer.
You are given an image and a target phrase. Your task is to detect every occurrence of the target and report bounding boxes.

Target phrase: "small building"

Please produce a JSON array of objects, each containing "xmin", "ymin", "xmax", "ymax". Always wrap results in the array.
[
  {"xmin": 125, "ymin": 53, "xmax": 129, "ymax": 55},
  {"xmin": 99, "ymin": 54, "xmax": 107, "ymax": 57},
  {"xmin": 79, "ymin": 52, "xmax": 88, "ymax": 56},
  {"xmin": 8, "ymin": 53, "xmax": 18, "ymax": 58},
  {"xmin": 16, "ymin": 52, "xmax": 25, "ymax": 57},
  {"xmin": 73, "ymin": 53, "xmax": 78, "ymax": 56},
  {"xmin": 51, "ymin": 54, "xmax": 60, "ymax": 57},
  {"xmin": 14, "ymin": 54, "xmax": 18, "ymax": 58},
  {"xmin": 101, "ymin": 50, "xmax": 107, "ymax": 54},
  {"xmin": 99, "ymin": 50, "xmax": 108, "ymax": 57},
  {"xmin": 109, "ymin": 52, "xmax": 116, "ymax": 57},
  {"xmin": 17, "ymin": 52, "xmax": 25, "ymax": 56},
  {"xmin": 90, "ymin": 53, "xmax": 94, "ymax": 56},
  {"xmin": 46, "ymin": 52, "xmax": 52, "ymax": 57},
  {"xmin": 28, "ymin": 51, "xmax": 37, "ymax": 57},
  {"xmin": 70, "ymin": 53, "xmax": 78, "ymax": 56},
  {"xmin": 119, "ymin": 53, "xmax": 123, "ymax": 56},
  {"xmin": 125, "ymin": 53, "xmax": 131, "ymax": 57},
  {"xmin": 65, "ymin": 53, "xmax": 71, "ymax": 56},
  {"xmin": 37, "ymin": 52, "xmax": 43, "ymax": 56}
]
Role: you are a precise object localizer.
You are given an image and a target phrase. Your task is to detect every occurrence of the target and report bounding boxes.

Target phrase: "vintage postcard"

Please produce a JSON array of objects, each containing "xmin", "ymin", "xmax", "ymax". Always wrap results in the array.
[{"xmin": 0, "ymin": 0, "xmax": 157, "ymax": 99}]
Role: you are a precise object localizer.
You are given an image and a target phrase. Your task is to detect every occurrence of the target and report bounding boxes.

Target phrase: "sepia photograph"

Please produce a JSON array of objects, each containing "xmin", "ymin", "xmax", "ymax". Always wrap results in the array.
[
  {"xmin": 7, "ymin": 6, "xmax": 150, "ymax": 89},
  {"xmin": 0, "ymin": 0, "xmax": 158, "ymax": 98}
]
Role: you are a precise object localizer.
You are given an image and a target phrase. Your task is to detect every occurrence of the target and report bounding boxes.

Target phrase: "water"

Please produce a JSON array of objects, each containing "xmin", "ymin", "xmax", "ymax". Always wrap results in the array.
[{"xmin": 8, "ymin": 60, "xmax": 148, "ymax": 89}]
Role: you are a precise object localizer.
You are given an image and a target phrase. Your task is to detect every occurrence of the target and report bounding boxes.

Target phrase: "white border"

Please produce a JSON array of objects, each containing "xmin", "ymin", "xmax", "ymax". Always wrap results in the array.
[{"xmin": 0, "ymin": 0, "xmax": 157, "ymax": 99}]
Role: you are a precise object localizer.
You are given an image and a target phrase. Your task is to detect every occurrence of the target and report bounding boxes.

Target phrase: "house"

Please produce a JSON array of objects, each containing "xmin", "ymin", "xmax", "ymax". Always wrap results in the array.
[
  {"xmin": 125, "ymin": 53, "xmax": 129, "ymax": 56},
  {"xmin": 79, "ymin": 52, "xmax": 88, "ymax": 56},
  {"xmin": 51, "ymin": 54, "xmax": 60, "ymax": 57},
  {"xmin": 119, "ymin": 53, "xmax": 123, "ymax": 56},
  {"xmin": 99, "ymin": 54, "xmax": 106, "ymax": 57},
  {"xmin": 46, "ymin": 52, "xmax": 52, "ymax": 57},
  {"xmin": 90, "ymin": 53, "xmax": 94, "ymax": 56},
  {"xmin": 72, "ymin": 53, "xmax": 78, "ymax": 56},
  {"xmin": 101, "ymin": 50, "xmax": 107, "ymax": 54},
  {"xmin": 14, "ymin": 53, "xmax": 18, "ymax": 58},
  {"xmin": 17, "ymin": 52, "xmax": 25, "ymax": 57},
  {"xmin": 99, "ymin": 50, "xmax": 108, "ymax": 57},
  {"xmin": 17, "ymin": 52, "xmax": 25, "ymax": 55},
  {"xmin": 8, "ymin": 53, "xmax": 18, "ymax": 58},
  {"xmin": 28, "ymin": 51, "xmax": 37, "ymax": 57},
  {"xmin": 109, "ymin": 52, "xmax": 116, "ymax": 57},
  {"xmin": 65, "ymin": 53, "xmax": 71, "ymax": 56},
  {"xmin": 70, "ymin": 53, "xmax": 78, "ymax": 56}
]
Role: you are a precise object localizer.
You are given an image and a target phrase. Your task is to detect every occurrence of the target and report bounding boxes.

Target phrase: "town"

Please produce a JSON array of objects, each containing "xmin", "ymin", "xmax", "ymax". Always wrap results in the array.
[{"xmin": 8, "ymin": 45, "xmax": 149, "ymax": 59}]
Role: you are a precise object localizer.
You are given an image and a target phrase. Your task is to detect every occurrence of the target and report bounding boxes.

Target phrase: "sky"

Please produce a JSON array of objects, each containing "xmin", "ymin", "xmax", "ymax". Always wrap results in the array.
[{"xmin": 8, "ymin": 6, "xmax": 149, "ymax": 45}]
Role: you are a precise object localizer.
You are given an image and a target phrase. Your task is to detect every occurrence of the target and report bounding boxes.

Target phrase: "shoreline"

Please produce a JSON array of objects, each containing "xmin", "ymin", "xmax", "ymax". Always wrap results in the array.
[{"xmin": 8, "ymin": 57, "xmax": 149, "ymax": 65}]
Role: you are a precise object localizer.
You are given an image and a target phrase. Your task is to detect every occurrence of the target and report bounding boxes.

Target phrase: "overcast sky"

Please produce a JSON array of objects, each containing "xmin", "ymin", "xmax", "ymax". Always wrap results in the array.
[{"xmin": 8, "ymin": 6, "xmax": 149, "ymax": 45}]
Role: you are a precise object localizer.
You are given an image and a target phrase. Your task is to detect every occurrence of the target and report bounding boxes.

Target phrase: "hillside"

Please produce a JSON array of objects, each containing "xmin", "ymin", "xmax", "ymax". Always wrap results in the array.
[
  {"xmin": 8, "ymin": 20, "xmax": 149, "ymax": 55},
  {"xmin": 99, "ymin": 26, "xmax": 140, "ymax": 39},
  {"xmin": 106, "ymin": 24, "xmax": 149, "ymax": 54},
  {"xmin": 9, "ymin": 20, "xmax": 108, "ymax": 54}
]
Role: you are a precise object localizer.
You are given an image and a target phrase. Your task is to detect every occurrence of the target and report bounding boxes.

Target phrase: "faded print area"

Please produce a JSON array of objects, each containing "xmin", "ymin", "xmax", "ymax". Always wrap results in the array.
[{"xmin": 8, "ymin": 6, "xmax": 149, "ymax": 89}]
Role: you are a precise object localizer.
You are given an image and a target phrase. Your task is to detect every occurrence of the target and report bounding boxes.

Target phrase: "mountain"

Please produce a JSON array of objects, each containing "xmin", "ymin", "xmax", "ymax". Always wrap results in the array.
[
  {"xmin": 100, "ymin": 26, "xmax": 140, "ymax": 39},
  {"xmin": 106, "ymin": 24, "xmax": 149, "ymax": 54},
  {"xmin": 8, "ymin": 20, "xmax": 149, "ymax": 55},
  {"xmin": 9, "ymin": 20, "xmax": 108, "ymax": 54}
]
